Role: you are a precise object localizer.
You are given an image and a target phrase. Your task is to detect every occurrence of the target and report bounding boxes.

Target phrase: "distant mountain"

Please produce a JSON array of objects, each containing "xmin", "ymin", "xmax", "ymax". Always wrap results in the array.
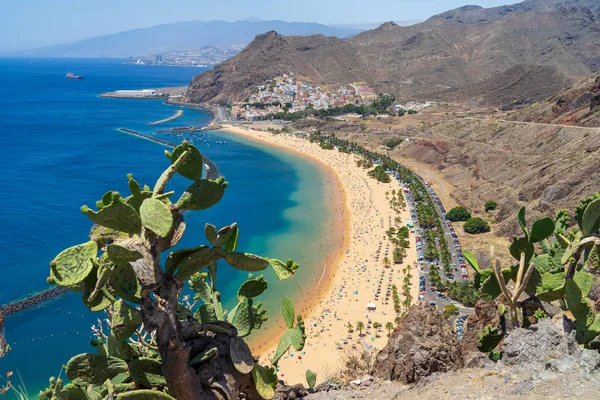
[
  {"xmin": 13, "ymin": 20, "xmax": 364, "ymax": 58},
  {"xmin": 188, "ymin": 0, "xmax": 600, "ymax": 107}
]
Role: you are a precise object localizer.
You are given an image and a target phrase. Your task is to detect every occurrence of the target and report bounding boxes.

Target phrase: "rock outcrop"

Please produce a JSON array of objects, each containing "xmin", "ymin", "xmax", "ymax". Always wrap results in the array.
[
  {"xmin": 502, "ymin": 318, "xmax": 600, "ymax": 375},
  {"xmin": 372, "ymin": 301, "xmax": 463, "ymax": 383},
  {"xmin": 461, "ymin": 299, "xmax": 502, "ymax": 355}
]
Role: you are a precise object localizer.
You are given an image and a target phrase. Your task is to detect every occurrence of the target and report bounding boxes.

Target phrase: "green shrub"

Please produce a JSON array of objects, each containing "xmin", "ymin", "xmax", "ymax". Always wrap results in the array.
[
  {"xmin": 383, "ymin": 137, "xmax": 403, "ymax": 149},
  {"xmin": 484, "ymin": 200, "xmax": 497, "ymax": 211},
  {"xmin": 320, "ymin": 142, "xmax": 334, "ymax": 150},
  {"xmin": 368, "ymin": 166, "xmax": 391, "ymax": 183},
  {"xmin": 447, "ymin": 206, "xmax": 471, "ymax": 222},
  {"xmin": 463, "ymin": 217, "xmax": 491, "ymax": 234},
  {"xmin": 442, "ymin": 304, "xmax": 459, "ymax": 319}
]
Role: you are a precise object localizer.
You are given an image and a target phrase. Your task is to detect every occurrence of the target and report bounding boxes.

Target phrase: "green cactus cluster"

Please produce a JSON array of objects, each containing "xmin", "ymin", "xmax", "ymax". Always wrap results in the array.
[
  {"xmin": 46, "ymin": 141, "xmax": 303, "ymax": 399},
  {"xmin": 466, "ymin": 194, "xmax": 600, "ymax": 348},
  {"xmin": 477, "ymin": 325, "xmax": 504, "ymax": 353}
]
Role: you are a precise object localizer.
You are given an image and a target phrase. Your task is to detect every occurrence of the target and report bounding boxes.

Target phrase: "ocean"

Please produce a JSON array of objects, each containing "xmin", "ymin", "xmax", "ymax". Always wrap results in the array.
[{"xmin": 0, "ymin": 58, "xmax": 333, "ymax": 396}]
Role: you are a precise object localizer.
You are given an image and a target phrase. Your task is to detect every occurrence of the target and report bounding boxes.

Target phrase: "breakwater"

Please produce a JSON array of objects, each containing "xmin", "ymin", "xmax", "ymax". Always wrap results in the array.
[
  {"xmin": 149, "ymin": 109, "xmax": 184, "ymax": 125},
  {"xmin": 118, "ymin": 128, "xmax": 218, "ymax": 179},
  {"xmin": 0, "ymin": 287, "xmax": 68, "ymax": 317}
]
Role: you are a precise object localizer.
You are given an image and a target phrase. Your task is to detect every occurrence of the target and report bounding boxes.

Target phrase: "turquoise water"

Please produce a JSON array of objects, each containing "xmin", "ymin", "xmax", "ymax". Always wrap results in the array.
[{"xmin": 0, "ymin": 58, "xmax": 332, "ymax": 395}]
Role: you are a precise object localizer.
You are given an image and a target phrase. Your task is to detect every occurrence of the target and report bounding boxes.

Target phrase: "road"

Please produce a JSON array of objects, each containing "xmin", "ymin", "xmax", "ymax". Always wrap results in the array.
[
  {"xmin": 391, "ymin": 171, "xmax": 474, "ymax": 320},
  {"xmin": 464, "ymin": 116, "xmax": 600, "ymax": 132}
]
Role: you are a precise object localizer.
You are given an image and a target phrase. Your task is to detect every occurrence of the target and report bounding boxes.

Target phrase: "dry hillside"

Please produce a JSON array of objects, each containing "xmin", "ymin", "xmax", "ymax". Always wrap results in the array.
[{"xmin": 507, "ymin": 75, "xmax": 600, "ymax": 126}]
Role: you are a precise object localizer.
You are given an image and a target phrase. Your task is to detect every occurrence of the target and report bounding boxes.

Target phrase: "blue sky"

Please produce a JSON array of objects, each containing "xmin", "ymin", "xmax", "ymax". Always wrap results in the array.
[{"xmin": 1, "ymin": 0, "xmax": 511, "ymax": 51}]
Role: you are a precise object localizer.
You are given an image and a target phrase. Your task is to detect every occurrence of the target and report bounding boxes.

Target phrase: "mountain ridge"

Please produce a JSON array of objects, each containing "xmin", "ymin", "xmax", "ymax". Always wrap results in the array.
[{"xmin": 187, "ymin": 0, "xmax": 600, "ymax": 107}]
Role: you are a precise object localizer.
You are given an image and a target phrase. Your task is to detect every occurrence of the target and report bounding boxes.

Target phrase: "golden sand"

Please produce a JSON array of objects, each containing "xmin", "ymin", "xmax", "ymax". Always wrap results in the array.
[{"xmin": 221, "ymin": 124, "xmax": 419, "ymax": 385}]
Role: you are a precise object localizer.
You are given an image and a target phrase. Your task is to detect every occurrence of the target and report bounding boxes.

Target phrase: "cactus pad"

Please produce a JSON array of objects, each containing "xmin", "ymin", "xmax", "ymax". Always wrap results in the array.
[
  {"xmin": 109, "ymin": 262, "xmax": 142, "ymax": 303},
  {"xmin": 565, "ymin": 278, "xmax": 595, "ymax": 326},
  {"xmin": 195, "ymin": 304, "xmax": 219, "ymax": 323},
  {"xmin": 582, "ymin": 198, "xmax": 600, "ymax": 237},
  {"xmin": 529, "ymin": 217, "xmax": 555, "ymax": 243},
  {"xmin": 111, "ymin": 300, "xmax": 143, "ymax": 341},
  {"xmin": 205, "ymin": 223, "xmax": 217, "ymax": 245},
  {"xmin": 281, "ymin": 297, "xmax": 295, "ymax": 329},
  {"xmin": 89, "ymin": 224, "xmax": 130, "ymax": 249},
  {"xmin": 237, "ymin": 276, "xmax": 268, "ymax": 301},
  {"xmin": 170, "ymin": 141, "xmax": 204, "ymax": 181},
  {"xmin": 82, "ymin": 199, "xmax": 142, "ymax": 235},
  {"xmin": 173, "ymin": 247, "xmax": 222, "ymax": 282},
  {"xmin": 107, "ymin": 244, "xmax": 143, "ymax": 265},
  {"xmin": 271, "ymin": 325, "xmax": 305, "ymax": 365},
  {"xmin": 82, "ymin": 266, "xmax": 113, "ymax": 312},
  {"xmin": 225, "ymin": 252, "xmax": 269, "ymax": 272},
  {"xmin": 305, "ymin": 369, "xmax": 317, "ymax": 389},
  {"xmin": 234, "ymin": 303, "xmax": 265, "ymax": 337},
  {"xmin": 509, "ymin": 237, "xmax": 534, "ymax": 263},
  {"xmin": 116, "ymin": 390, "xmax": 176, "ymax": 400},
  {"xmin": 267, "ymin": 258, "xmax": 299, "ymax": 280},
  {"xmin": 175, "ymin": 178, "xmax": 227, "ymax": 211},
  {"xmin": 65, "ymin": 353, "xmax": 128, "ymax": 385},
  {"xmin": 129, "ymin": 357, "xmax": 166, "ymax": 388},
  {"xmin": 213, "ymin": 223, "xmax": 238, "ymax": 250},
  {"xmin": 139, "ymin": 198, "xmax": 174, "ymax": 238},
  {"xmin": 477, "ymin": 325, "xmax": 504, "ymax": 352},
  {"xmin": 230, "ymin": 336, "xmax": 254, "ymax": 374},
  {"xmin": 251, "ymin": 364, "xmax": 277, "ymax": 400},
  {"xmin": 165, "ymin": 246, "xmax": 207, "ymax": 276},
  {"xmin": 50, "ymin": 241, "xmax": 98, "ymax": 287},
  {"xmin": 190, "ymin": 347, "xmax": 218, "ymax": 366},
  {"xmin": 106, "ymin": 333, "xmax": 136, "ymax": 362}
]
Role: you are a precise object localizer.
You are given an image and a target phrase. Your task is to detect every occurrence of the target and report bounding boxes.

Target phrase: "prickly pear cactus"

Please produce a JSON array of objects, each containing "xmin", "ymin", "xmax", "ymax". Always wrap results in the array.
[
  {"xmin": 272, "ymin": 297, "xmax": 306, "ymax": 365},
  {"xmin": 477, "ymin": 325, "xmax": 504, "ymax": 353},
  {"xmin": 47, "ymin": 142, "xmax": 303, "ymax": 400}
]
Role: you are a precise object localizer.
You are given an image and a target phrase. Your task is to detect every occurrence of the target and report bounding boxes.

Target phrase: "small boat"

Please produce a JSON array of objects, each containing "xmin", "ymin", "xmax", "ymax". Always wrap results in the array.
[{"xmin": 66, "ymin": 72, "xmax": 84, "ymax": 80}]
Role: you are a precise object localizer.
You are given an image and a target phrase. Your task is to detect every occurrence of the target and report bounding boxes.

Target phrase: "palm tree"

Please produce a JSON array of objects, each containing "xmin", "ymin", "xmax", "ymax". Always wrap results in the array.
[
  {"xmin": 385, "ymin": 322, "xmax": 394, "ymax": 336},
  {"xmin": 385, "ymin": 191, "xmax": 389, "ymax": 199},
  {"xmin": 356, "ymin": 321, "xmax": 365, "ymax": 337},
  {"xmin": 347, "ymin": 322, "xmax": 354, "ymax": 333},
  {"xmin": 383, "ymin": 256, "xmax": 391, "ymax": 268},
  {"xmin": 373, "ymin": 322, "xmax": 381, "ymax": 337}
]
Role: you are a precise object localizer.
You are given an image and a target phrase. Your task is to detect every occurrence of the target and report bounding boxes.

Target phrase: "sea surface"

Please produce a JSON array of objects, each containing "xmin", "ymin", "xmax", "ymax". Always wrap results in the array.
[{"xmin": 0, "ymin": 58, "xmax": 333, "ymax": 396}]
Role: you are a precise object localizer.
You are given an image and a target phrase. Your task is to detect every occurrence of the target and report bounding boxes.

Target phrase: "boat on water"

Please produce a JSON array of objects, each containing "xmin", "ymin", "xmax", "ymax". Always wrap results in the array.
[{"xmin": 66, "ymin": 72, "xmax": 84, "ymax": 80}]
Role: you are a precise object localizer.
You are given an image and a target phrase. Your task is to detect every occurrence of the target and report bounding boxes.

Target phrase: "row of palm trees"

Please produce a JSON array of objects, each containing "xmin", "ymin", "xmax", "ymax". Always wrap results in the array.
[{"xmin": 346, "ymin": 320, "xmax": 398, "ymax": 337}]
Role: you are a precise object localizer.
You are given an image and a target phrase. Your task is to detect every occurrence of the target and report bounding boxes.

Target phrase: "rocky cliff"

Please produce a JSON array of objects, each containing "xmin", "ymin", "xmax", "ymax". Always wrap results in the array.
[{"xmin": 372, "ymin": 301, "xmax": 463, "ymax": 383}]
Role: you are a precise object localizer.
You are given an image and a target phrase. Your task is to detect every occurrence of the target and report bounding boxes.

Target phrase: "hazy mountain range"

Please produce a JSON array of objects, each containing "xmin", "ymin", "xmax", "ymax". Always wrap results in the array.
[{"xmin": 10, "ymin": 19, "xmax": 369, "ymax": 58}]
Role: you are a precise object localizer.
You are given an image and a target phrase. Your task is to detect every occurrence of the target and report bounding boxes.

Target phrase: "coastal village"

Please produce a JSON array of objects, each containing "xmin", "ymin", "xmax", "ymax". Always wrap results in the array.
[{"xmin": 230, "ymin": 73, "xmax": 433, "ymax": 121}]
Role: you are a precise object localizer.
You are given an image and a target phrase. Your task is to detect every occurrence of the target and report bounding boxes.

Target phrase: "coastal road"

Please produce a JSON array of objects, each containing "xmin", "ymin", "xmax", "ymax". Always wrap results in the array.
[
  {"xmin": 463, "ymin": 116, "xmax": 600, "ymax": 132},
  {"xmin": 425, "ymin": 185, "xmax": 465, "ymax": 282}
]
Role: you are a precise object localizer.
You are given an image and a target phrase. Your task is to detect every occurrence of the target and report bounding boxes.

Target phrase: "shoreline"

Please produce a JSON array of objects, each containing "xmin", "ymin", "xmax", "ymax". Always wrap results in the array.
[
  {"xmin": 218, "ymin": 124, "xmax": 420, "ymax": 384},
  {"xmin": 228, "ymin": 128, "xmax": 351, "ymax": 363}
]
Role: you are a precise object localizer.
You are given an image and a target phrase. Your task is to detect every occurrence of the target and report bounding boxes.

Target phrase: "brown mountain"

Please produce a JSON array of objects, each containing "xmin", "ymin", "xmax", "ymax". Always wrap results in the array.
[{"xmin": 187, "ymin": 0, "xmax": 600, "ymax": 107}]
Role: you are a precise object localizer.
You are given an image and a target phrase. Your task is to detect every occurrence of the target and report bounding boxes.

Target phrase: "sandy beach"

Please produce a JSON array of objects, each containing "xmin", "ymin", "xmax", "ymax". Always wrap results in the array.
[{"xmin": 220, "ymin": 124, "xmax": 420, "ymax": 385}]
